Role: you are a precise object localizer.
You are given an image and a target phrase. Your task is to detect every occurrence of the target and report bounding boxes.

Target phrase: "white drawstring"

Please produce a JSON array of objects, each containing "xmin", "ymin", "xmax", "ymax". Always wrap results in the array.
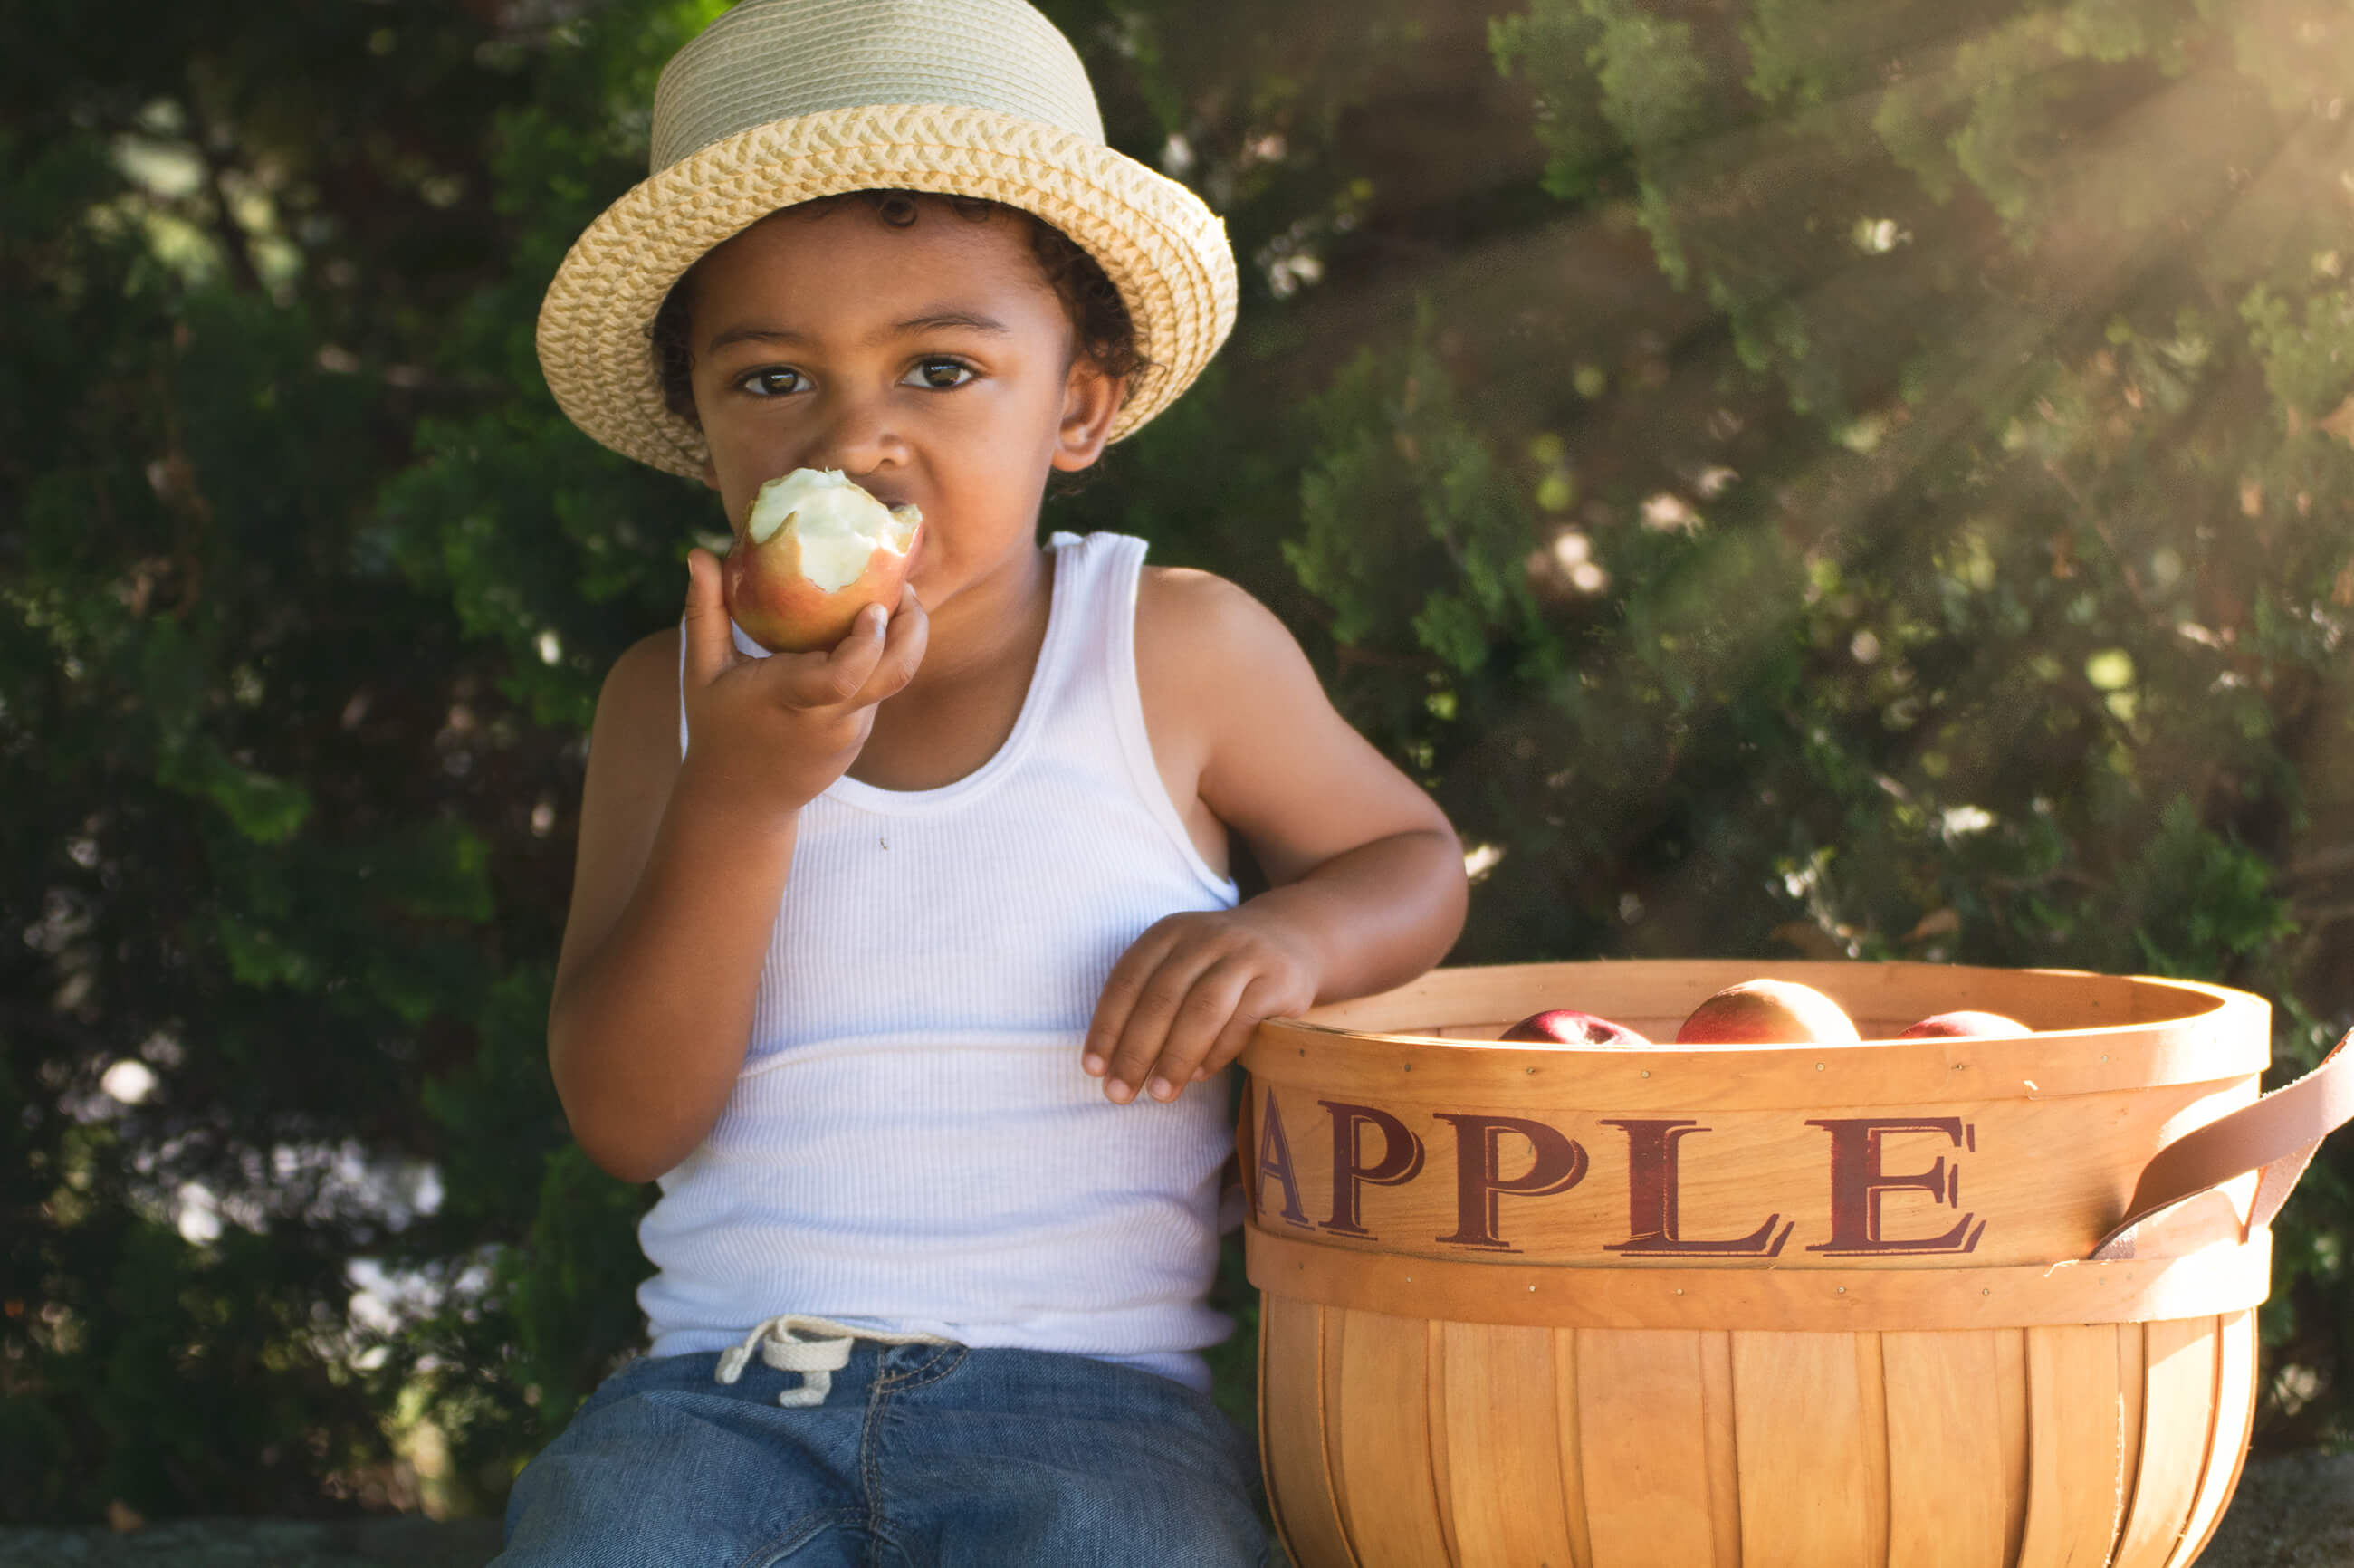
[{"xmin": 713, "ymin": 1314, "xmax": 951, "ymax": 1408}]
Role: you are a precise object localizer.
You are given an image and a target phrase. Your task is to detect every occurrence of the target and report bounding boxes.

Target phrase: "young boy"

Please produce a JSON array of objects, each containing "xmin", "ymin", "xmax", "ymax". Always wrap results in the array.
[{"xmin": 507, "ymin": 1, "xmax": 1467, "ymax": 1562}]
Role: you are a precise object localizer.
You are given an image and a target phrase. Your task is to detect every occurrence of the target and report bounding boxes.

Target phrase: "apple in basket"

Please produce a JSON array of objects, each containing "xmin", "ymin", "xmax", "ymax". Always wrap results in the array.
[
  {"xmin": 1899, "ymin": 1009, "xmax": 2032, "ymax": 1038},
  {"xmin": 1675, "ymin": 979, "xmax": 1861, "ymax": 1045},
  {"xmin": 722, "ymin": 468, "xmax": 923, "ymax": 653},
  {"xmin": 1498, "ymin": 1009, "xmax": 1651, "ymax": 1047}
]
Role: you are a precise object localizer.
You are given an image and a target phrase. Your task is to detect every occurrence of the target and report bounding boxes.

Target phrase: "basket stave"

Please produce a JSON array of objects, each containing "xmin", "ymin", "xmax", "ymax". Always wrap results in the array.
[{"xmin": 1261, "ymin": 1306, "xmax": 2256, "ymax": 1568}]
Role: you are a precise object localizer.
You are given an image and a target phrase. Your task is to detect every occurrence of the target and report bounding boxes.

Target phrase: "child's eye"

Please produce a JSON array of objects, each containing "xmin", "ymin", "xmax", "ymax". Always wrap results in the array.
[
  {"xmin": 737, "ymin": 368, "xmax": 806, "ymax": 397},
  {"xmin": 904, "ymin": 358, "xmax": 976, "ymax": 390}
]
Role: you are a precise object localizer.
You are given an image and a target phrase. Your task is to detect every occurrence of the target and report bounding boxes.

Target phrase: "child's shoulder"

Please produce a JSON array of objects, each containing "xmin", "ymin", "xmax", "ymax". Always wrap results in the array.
[
  {"xmin": 1133, "ymin": 563, "xmax": 1329, "ymax": 768},
  {"xmin": 1130, "ymin": 560, "xmax": 1452, "ymax": 882},
  {"xmin": 1135, "ymin": 563, "xmax": 1303, "ymax": 674}
]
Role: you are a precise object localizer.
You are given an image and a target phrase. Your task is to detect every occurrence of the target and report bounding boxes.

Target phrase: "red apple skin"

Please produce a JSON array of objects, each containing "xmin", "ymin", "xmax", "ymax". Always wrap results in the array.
[
  {"xmin": 1675, "ymin": 979, "xmax": 1861, "ymax": 1045},
  {"xmin": 1898, "ymin": 1009, "xmax": 2031, "ymax": 1038},
  {"xmin": 722, "ymin": 518, "xmax": 921, "ymax": 654},
  {"xmin": 1498, "ymin": 1009, "xmax": 1651, "ymax": 1047}
]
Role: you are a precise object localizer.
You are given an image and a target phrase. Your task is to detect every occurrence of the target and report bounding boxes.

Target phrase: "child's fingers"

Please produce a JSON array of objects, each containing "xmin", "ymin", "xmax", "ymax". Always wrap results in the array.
[
  {"xmin": 1197, "ymin": 972, "xmax": 1282, "ymax": 1083},
  {"xmin": 1083, "ymin": 920, "xmax": 1186, "ymax": 1082},
  {"xmin": 849, "ymin": 585, "xmax": 927, "ymax": 708},
  {"xmin": 1101, "ymin": 951, "xmax": 1240, "ymax": 1104},
  {"xmin": 681, "ymin": 549, "xmax": 740, "ymax": 689},
  {"xmin": 1134, "ymin": 960, "xmax": 1259, "ymax": 1103},
  {"xmin": 756, "ymin": 588, "xmax": 924, "ymax": 712},
  {"xmin": 766, "ymin": 602, "xmax": 889, "ymax": 708}
]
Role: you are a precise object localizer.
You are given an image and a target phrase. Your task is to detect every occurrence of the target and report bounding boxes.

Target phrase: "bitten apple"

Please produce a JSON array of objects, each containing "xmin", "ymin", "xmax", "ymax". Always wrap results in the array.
[
  {"xmin": 1498, "ymin": 1009, "xmax": 1650, "ymax": 1047},
  {"xmin": 1899, "ymin": 1009, "xmax": 2031, "ymax": 1038},
  {"xmin": 722, "ymin": 468, "xmax": 922, "ymax": 653},
  {"xmin": 1675, "ymin": 979, "xmax": 1861, "ymax": 1045}
]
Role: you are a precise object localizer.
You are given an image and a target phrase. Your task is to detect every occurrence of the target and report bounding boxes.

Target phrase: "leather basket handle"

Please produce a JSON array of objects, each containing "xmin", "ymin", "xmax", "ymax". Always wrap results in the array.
[{"xmin": 2091, "ymin": 1028, "xmax": 2354, "ymax": 1261}]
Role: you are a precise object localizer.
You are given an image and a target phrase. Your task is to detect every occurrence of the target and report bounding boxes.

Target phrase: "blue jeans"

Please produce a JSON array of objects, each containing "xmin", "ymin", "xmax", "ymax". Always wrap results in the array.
[{"xmin": 495, "ymin": 1340, "xmax": 1268, "ymax": 1567}]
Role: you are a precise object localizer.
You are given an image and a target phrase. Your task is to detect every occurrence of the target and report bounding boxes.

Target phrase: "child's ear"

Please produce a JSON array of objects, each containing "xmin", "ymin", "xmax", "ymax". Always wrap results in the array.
[{"xmin": 1049, "ymin": 359, "xmax": 1126, "ymax": 473}]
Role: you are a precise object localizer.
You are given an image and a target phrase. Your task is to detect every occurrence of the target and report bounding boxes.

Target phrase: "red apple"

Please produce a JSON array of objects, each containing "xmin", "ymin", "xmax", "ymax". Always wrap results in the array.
[
  {"xmin": 1498, "ymin": 1009, "xmax": 1650, "ymax": 1047},
  {"xmin": 1898, "ymin": 1009, "xmax": 2031, "ymax": 1038},
  {"xmin": 1675, "ymin": 979, "xmax": 1861, "ymax": 1045},
  {"xmin": 722, "ymin": 468, "xmax": 922, "ymax": 653}
]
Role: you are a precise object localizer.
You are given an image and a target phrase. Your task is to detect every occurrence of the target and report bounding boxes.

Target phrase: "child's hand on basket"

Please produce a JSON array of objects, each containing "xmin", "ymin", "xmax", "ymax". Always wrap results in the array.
[
  {"xmin": 678, "ymin": 546, "xmax": 927, "ymax": 814},
  {"xmin": 1082, "ymin": 906, "xmax": 1321, "ymax": 1104}
]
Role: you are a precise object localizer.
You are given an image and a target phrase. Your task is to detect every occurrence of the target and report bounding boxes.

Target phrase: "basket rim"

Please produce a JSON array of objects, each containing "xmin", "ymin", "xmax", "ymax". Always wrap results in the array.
[{"xmin": 1244, "ymin": 960, "xmax": 2271, "ymax": 1107}]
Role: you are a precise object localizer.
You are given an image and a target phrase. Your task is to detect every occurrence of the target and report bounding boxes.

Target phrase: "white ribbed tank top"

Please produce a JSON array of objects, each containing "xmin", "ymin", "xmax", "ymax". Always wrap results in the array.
[{"xmin": 639, "ymin": 531, "xmax": 1240, "ymax": 1389}]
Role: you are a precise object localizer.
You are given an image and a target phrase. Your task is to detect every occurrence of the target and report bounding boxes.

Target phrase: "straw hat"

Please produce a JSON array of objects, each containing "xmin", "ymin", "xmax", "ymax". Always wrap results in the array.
[{"xmin": 537, "ymin": 0, "xmax": 1239, "ymax": 478}]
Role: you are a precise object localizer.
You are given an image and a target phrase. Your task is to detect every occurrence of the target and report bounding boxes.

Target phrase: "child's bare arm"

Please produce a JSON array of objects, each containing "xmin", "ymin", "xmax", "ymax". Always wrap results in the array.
[
  {"xmin": 1083, "ymin": 571, "xmax": 1468, "ymax": 1103},
  {"xmin": 548, "ymin": 550, "xmax": 926, "ymax": 1181}
]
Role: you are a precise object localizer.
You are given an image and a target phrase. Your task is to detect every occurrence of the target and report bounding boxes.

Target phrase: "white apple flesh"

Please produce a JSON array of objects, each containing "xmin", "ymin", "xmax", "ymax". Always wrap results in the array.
[{"xmin": 722, "ymin": 468, "xmax": 922, "ymax": 653}]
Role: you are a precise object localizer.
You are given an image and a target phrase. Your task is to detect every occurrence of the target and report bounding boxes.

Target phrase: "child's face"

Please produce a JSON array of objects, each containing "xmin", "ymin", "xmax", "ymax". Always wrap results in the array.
[{"xmin": 685, "ymin": 199, "xmax": 1124, "ymax": 610}]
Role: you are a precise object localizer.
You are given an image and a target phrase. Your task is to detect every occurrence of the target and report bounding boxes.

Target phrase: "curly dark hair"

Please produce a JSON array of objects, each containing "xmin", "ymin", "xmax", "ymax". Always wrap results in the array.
[{"xmin": 647, "ymin": 188, "xmax": 1147, "ymax": 425}]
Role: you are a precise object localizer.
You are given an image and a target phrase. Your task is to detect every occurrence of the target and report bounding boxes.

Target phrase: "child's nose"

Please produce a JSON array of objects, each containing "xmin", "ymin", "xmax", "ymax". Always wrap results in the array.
[{"xmin": 810, "ymin": 388, "xmax": 909, "ymax": 475}]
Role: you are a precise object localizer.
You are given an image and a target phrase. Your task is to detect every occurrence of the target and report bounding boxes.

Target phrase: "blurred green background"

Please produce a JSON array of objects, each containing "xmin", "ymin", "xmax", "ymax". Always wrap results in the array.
[{"xmin": 6, "ymin": 0, "xmax": 2354, "ymax": 1524}]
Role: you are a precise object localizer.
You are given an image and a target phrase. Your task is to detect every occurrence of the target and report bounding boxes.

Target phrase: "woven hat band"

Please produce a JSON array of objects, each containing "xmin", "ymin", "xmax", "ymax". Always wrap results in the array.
[{"xmin": 652, "ymin": 0, "xmax": 1103, "ymax": 174}]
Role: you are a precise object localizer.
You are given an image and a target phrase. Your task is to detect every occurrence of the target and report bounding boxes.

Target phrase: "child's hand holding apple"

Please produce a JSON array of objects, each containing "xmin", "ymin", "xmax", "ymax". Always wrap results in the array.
[{"xmin": 677, "ymin": 541, "xmax": 928, "ymax": 818}]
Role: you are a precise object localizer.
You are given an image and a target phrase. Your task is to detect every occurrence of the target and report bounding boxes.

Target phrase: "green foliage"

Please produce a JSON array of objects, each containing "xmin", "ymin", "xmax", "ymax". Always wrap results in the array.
[
  {"xmin": 6, "ymin": 0, "xmax": 2354, "ymax": 1525},
  {"xmin": 2243, "ymin": 283, "xmax": 2354, "ymax": 419},
  {"xmin": 0, "ymin": 0, "xmax": 675, "ymax": 1520},
  {"xmin": 1289, "ymin": 306, "xmax": 1549, "ymax": 689},
  {"xmin": 1488, "ymin": 2, "xmax": 1626, "ymax": 206}
]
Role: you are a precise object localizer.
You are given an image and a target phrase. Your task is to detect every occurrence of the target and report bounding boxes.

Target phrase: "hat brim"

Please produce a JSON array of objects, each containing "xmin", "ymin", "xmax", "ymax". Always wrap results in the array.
[{"xmin": 537, "ymin": 104, "xmax": 1239, "ymax": 478}]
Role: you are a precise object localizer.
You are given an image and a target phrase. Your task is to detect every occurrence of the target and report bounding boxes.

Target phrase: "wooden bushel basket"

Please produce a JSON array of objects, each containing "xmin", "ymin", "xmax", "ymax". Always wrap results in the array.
[{"xmin": 1239, "ymin": 961, "xmax": 2354, "ymax": 1568}]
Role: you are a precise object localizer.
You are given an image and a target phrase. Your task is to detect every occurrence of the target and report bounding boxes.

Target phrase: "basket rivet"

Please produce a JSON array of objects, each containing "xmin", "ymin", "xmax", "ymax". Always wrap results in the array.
[
  {"xmin": 1640, "ymin": 1070, "xmax": 1651, "ymax": 1078},
  {"xmin": 1403, "ymin": 1064, "xmax": 1411, "ymax": 1071},
  {"xmin": 1815, "ymin": 1062, "xmax": 1825, "ymax": 1071},
  {"xmin": 2101, "ymin": 1055, "xmax": 2109, "ymax": 1063},
  {"xmin": 1528, "ymin": 1285, "xmax": 1537, "ymax": 1292},
  {"xmin": 1526, "ymin": 1066, "xmax": 1536, "ymax": 1075},
  {"xmin": 1675, "ymin": 1287, "xmax": 1684, "ymax": 1296},
  {"xmin": 1982, "ymin": 1288, "xmax": 1991, "ymax": 1296},
  {"xmin": 1836, "ymin": 1286, "xmax": 1846, "ymax": 1294}
]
